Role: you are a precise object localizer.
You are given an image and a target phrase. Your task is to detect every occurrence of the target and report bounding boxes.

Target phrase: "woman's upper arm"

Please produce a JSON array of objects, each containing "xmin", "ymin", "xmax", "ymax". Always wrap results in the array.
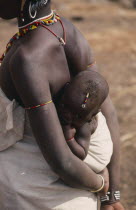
[
  {"xmin": 9, "ymin": 49, "xmax": 71, "ymax": 171},
  {"xmin": 65, "ymin": 23, "xmax": 98, "ymax": 75}
]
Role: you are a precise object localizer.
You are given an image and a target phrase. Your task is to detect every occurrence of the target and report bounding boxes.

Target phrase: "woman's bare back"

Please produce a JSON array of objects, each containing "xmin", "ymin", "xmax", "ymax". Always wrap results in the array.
[{"xmin": 0, "ymin": 17, "xmax": 95, "ymax": 106}]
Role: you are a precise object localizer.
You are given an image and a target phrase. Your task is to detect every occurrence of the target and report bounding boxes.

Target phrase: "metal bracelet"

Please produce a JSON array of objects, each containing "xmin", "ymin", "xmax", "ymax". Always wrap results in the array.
[
  {"xmin": 100, "ymin": 192, "xmax": 110, "ymax": 202},
  {"xmin": 100, "ymin": 191, "xmax": 120, "ymax": 203},
  {"xmin": 91, "ymin": 175, "xmax": 105, "ymax": 193},
  {"xmin": 114, "ymin": 191, "xmax": 121, "ymax": 200}
]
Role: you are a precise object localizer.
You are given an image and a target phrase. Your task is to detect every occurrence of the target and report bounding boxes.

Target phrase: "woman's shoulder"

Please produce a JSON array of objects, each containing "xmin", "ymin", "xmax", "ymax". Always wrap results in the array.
[
  {"xmin": 61, "ymin": 16, "xmax": 90, "ymax": 49},
  {"xmin": 61, "ymin": 16, "xmax": 94, "ymax": 74}
]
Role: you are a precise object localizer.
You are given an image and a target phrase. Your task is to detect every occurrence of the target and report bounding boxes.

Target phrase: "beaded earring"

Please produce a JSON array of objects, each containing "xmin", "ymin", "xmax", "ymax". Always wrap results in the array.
[
  {"xmin": 29, "ymin": 1, "xmax": 37, "ymax": 19},
  {"xmin": 82, "ymin": 93, "xmax": 90, "ymax": 108},
  {"xmin": 29, "ymin": 0, "xmax": 48, "ymax": 19},
  {"xmin": 43, "ymin": 0, "xmax": 48, "ymax": 5}
]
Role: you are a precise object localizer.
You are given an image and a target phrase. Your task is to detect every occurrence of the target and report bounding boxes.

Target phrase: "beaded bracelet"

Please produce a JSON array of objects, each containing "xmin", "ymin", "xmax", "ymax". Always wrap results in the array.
[
  {"xmin": 66, "ymin": 137, "xmax": 74, "ymax": 142},
  {"xmin": 91, "ymin": 175, "xmax": 105, "ymax": 193}
]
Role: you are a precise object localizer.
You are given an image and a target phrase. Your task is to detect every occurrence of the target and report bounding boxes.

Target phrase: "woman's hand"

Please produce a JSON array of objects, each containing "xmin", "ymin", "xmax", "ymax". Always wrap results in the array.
[
  {"xmin": 101, "ymin": 202, "xmax": 125, "ymax": 210},
  {"xmin": 101, "ymin": 205, "xmax": 114, "ymax": 210},
  {"xmin": 98, "ymin": 167, "xmax": 109, "ymax": 196}
]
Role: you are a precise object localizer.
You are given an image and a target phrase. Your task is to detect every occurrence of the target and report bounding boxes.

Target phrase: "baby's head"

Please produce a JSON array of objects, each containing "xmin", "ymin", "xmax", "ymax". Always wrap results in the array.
[{"xmin": 58, "ymin": 70, "xmax": 109, "ymax": 128}]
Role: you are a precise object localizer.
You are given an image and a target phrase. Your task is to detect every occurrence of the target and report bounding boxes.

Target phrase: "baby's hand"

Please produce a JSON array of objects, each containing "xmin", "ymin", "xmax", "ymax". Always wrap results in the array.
[{"xmin": 62, "ymin": 125, "xmax": 76, "ymax": 140}]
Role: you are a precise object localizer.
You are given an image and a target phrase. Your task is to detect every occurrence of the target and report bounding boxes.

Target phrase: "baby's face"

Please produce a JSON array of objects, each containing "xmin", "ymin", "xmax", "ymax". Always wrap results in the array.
[
  {"xmin": 58, "ymin": 82, "xmax": 101, "ymax": 128},
  {"xmin": 58, "ymin": 97, "xmax": 100, "ymax": 128}
]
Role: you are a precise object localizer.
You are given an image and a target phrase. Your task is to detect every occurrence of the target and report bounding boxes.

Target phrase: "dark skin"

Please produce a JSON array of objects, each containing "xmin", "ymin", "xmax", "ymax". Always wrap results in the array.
[
  {"xmin": 0, "ymin": 1, "xmax": 124, "ymax": 209},
  {"xmin": 0, "ymin": 0, "xmax": 107, "ymax": 194},
  {"xmin": 62, "ymin": 16, "xmax": 124, "ymax": 210},
  {"xmin": 62, "ymin": 123, "xmax": 92, "ymax": 160},
  {"xmin": 60, "ymin": 109, "xmax": 99, "ymax": 160},
  {"xmin": 57, "ymin": 76, "xmax": 105, "ymax": 160}
]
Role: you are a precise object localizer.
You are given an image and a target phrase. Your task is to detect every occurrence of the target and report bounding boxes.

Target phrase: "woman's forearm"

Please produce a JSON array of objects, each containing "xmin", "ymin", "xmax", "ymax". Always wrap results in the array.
[
  {"xmin": 52, "ymin": 149, "xmax": 103, "ymax": 191},
  {"xmin": 101, "ymin": 96, "xmax": 120, "ymax": 192},
  {"xmin": 40, "ymin": 137, "xmax": 102, "ymax": 191},
  {"xmin": 106, "ymin": 110, "xmax": 120, "ymax": 191},
  {"xmin": 29, "ymin": 105, "xmax": 102, "ymax": 192}
]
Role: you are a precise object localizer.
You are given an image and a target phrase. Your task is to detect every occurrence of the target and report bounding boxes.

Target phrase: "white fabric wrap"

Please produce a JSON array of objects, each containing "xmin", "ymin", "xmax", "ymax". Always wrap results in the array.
[
  {"xmin": 0, "ymin": 88, "xmax": 25, "ymax": 151},
  {"xmin": 84, "ymin": 112, "xmax": 113, "ymax": 173}
]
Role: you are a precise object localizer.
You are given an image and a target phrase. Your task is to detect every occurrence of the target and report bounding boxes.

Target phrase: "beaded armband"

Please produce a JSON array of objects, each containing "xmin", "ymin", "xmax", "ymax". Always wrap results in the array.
[
  {"xmin": 66, "ymin": 137, "xmax": 74, "ymax": 142},
  {"xmin": 0, "ymin": 11, "xmax": 66, "ymax": 65},
  {"xmin": 25, "ymin": 100, "xmax": 52, "ymax": 110}
]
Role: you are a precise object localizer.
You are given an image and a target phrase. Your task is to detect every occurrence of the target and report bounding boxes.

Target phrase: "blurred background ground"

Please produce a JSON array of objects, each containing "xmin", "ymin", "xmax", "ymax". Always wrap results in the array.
[{"xmin": 0, "ymin": 1, "xmax": 136, "ymax": 209}]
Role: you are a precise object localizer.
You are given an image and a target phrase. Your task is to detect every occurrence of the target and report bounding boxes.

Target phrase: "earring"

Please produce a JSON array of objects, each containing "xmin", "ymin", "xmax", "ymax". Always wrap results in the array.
[
  {"xmin": 43, "ymin": 0, "xmax": 48, "ymax": 5},
  {"xmin": 29, "ymin": 1, "xmax": 37, "ymax": 19},
  {"xmin": 36, "ymin": 0, "xmax": 48, "ymax": 9},
  {"xmin": 82, "ymin": 93, "xmax": 90, "ymax": 109}
]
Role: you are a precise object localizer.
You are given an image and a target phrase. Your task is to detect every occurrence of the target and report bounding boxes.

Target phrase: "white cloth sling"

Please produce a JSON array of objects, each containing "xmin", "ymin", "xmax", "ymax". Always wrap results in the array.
[{"xmin": 0, "ymin": 88, "xmax": 113, "ymax": 210}]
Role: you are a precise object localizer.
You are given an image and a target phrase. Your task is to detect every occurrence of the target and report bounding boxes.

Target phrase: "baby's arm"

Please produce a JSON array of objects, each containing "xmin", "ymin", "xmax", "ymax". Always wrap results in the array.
[{"xmin": 62, "ymin": 123, "xmax": 92, "ymax": 160}]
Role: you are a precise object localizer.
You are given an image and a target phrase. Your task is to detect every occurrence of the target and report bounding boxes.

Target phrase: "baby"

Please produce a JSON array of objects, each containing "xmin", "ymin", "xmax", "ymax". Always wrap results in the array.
[{"xmin": 56, "ymin": 70, "xmax": 112, "ymax": 163}]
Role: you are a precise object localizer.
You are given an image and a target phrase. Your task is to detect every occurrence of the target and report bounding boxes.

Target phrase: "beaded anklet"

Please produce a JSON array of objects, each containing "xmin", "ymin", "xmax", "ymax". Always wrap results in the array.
[
  {"xmin": 25, "ymin": 100, "xmax": 52, "ymax": 110},
  {"xmin": 66, "ymin": 137, "xmax": 74, "ymax": 142}
]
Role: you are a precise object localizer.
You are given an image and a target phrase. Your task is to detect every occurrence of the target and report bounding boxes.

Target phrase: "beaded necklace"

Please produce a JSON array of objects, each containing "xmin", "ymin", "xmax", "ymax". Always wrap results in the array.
[{"xmin": 0, "ymin": 11, "xmax": 66, "ymax": 65}]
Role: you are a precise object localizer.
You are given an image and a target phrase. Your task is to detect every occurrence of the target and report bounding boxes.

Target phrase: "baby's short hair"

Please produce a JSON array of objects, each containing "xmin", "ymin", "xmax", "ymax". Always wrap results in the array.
[{"xmin": 65, "ymin": 70, "xmax": 109, "ymax": 111}]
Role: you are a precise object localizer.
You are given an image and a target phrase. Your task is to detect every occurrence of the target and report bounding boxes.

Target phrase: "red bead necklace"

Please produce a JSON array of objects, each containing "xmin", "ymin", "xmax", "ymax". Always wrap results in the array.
[{"xmin": 0, "ymin": 11, "xmax": 66, "ymax": 65}]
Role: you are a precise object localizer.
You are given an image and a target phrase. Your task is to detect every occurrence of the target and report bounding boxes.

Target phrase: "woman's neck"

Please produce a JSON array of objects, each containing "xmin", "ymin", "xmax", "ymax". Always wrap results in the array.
[{"xmin": 18, "ymin": 2, "xmax": 51, "ymax": 28}]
